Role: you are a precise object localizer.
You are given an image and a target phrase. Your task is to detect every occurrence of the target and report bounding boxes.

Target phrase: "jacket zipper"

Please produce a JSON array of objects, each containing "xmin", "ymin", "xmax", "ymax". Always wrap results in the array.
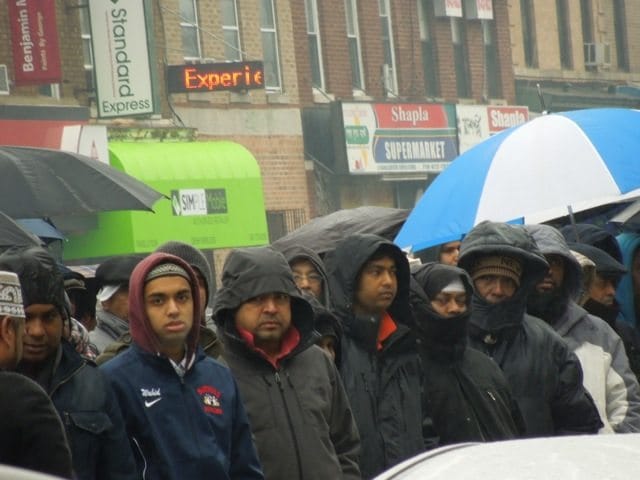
[{"xmin": 274, "ymin": 371, "xmax": 304, "ymax": 479}]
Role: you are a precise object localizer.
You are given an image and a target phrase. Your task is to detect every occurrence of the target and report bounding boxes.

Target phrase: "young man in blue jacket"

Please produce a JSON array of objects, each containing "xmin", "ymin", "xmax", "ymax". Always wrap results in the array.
[{"xmin": 101, "ymin": 252, "xmax": 263, "ymax": 480}]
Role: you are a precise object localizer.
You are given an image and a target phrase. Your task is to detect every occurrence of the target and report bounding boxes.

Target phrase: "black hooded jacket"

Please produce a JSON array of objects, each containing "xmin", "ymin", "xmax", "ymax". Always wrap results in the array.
[
  {"xmin": 410, "ymin": 263, "xmax": 524, "ymax": 444},
  {"xmin": 458, "ymin": 222, "xmax": 602, "ymax": 437},
  {"xmin": 0, "ymin": 246, "xmax": 137, "ymax": 480},
  {"xmin": 324, "ymin": 234, "xmax": 427, "ymax": 479},
  {"xmin": 213, "ymin": 246, "xmax": 361, "ymax": 480}
]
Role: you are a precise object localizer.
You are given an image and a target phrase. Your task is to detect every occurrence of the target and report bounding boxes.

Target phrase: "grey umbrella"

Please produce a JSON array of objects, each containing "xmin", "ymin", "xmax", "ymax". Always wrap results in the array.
[
  {"xmin": 0, "ymin": 146, "xmax": 165, "ymax": 218},
  {"xmin": 0, "ymin": 211, "xmax": 43, "ymax": 249},
  {"xmin": 271, "ymin": 206, "xmax": 409, "ymax": 256}
]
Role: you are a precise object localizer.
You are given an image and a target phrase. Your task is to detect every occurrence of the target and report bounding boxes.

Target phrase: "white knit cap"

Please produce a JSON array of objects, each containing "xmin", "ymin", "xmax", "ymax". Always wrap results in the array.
[{"xmin": 0, "ymin": 270, "xmax": 25, "ymax": 319}]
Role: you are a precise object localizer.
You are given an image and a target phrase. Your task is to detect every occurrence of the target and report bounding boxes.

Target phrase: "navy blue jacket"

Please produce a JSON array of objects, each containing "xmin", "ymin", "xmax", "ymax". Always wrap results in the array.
[
  {"xmin": 102, "ymin": 344, "xmax": 263, "ymax": 479},
  {"xmin": 49, "ymin": 341, "xmax": 137, "ymax": 480}
]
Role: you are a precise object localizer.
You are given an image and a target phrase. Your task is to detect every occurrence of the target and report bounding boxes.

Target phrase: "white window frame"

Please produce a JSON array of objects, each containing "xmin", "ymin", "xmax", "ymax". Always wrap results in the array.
[
  {"xmin": 180, "ymin": 0, "xmax": 202, "ymax": 61},
  {"xmin": 79, "ymin": 7, "xmax": 93, "ymax": 71},
  {"xmin": 221, "ymin": 0, "xmax": 242, "ymax": 61},
  {"xmin": 378, "ymin": 0, "xmax": 398, "ymax": 95},
  {"xmin": 345, "ymin": 0, "xmax": 365, "ymax": 92},
  {"xmin": 260, "ymin": 0, "xmax": 282, "ymax": 91},
  {"xmin": 305, "ymin": 0, "xmax": 325, "ymax": 91}
]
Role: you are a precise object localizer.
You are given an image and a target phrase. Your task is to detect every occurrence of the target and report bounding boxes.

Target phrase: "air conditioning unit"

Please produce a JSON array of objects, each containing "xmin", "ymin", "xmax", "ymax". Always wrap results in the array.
[
  {"xmin": 584, "ymin": 43, "xmax": 611, "ymax": 67},
  {"xmin": 0, "ymin": 64, "xmax": 9, "ymax": 95}
]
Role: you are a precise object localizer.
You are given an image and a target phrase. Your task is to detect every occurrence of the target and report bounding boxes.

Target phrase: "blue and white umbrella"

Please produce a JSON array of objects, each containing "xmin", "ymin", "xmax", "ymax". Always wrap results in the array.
[{"xmin": 395, "ymin": 108, "xmax": 640, "ymax": 253}]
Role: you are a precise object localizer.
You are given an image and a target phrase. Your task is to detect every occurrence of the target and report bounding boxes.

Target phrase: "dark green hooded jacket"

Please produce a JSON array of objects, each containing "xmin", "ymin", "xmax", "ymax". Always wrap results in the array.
[{"xmin": 213, "ymin": 246, "xmax": 361, "ymax": 480}]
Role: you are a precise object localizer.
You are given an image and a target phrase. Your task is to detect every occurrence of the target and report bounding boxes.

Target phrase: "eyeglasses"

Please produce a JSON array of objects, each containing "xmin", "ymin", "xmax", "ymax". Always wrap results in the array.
[{"xmin": 292, "ymin": 273, "xmax": 323, "ymax": 284}]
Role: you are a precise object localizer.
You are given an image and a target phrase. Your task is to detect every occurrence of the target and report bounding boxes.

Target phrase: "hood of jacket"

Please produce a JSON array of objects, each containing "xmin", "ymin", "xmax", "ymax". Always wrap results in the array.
[
  {"xmin": 324, "ymin": 234, "xmax": 414, "ymax": 329},
  {"xmin": 458, "ymin": 221, "xmax": 549, "ymax": 334},
  {"xmin": 410, "ymin": 262, "xmax": 473, "ymax": 360},
  {"xmin": 616, "ymin": 232, "xmax": 640, "ymax": 328},
  {"xmin": 525, "ymin": 224, "xmax": 582, "ymax": 298},
  {"xmin": 128, "ymin": 252, "xmax": 201, "ymax": 361},
  {"xmin": 212, "ymin": 246, "xmax": 316, "ymax": 344},
  {"xmin": 277, "ymin": 243, "xmax": 332, "ymax": 308},
  {"xmin": 560, "ymin": 223, "xmax": 623, "ymax": 263}
]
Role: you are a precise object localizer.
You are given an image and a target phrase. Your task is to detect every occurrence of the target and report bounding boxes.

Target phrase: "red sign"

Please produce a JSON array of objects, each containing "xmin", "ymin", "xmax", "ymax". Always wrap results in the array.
[
  {"xmin": 7, "ymin": 0, "xmax": 62, "ymax": 86},
  {"xmin": 374, "ymin": 104, "xmax": 451, "ymax": 129},
  {"xmin": 166, "ymin": 61, "xmax": 265, "ymax": 93}
]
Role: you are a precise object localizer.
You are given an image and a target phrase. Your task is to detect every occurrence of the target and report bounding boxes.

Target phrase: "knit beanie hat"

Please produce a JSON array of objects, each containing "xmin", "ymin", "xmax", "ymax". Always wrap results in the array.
[
  {"xmin": 0, "ymin": 271, "xmax": 25, "ymax": 319},
  {"xmin": 470, "ymin": 255, "xmax": 523, "ymax": 287},
  {"xmin": 155, "ymin": 241, "xmax": 213, "ymax": 305},
  {"xmin": 145, "ymin": 263, "xmax": 191, "ymax": 284},
  {"xmin": 0, "ymin": 246, "xmax": 66, "ymax": 316}
]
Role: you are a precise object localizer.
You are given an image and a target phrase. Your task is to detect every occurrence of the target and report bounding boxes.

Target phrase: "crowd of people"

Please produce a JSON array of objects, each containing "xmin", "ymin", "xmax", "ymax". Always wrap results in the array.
[{"xmin": 2, "ymin": 219, "xmax": 640, "ymax": 479}]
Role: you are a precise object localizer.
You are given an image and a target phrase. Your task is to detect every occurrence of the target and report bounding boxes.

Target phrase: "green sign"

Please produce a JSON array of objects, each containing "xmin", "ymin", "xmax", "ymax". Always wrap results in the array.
[{"xmin": 345, "ymin": 125, "xmax": 369, "ymax": 145}]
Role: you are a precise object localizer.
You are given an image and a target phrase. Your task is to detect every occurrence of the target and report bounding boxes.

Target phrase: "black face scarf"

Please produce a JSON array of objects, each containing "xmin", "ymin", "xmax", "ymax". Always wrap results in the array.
[
  {"xmin": 583, "ymin": 298, "xmax": 620, "ymax": 329},
  {"xmin": 415, "ymin": 308, "xmax": 469, "ymax": 362},
  {"xmin": 527, "ymin": 285, "xmax": 570, "ymax": 326}
]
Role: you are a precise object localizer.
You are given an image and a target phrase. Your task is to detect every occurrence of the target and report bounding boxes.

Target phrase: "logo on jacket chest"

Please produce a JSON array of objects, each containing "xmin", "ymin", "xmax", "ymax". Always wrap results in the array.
[
  {"xmin": 197, "ymin": 385, "xmax": 223, "ymax": 415},
  {"xmin": 140, "ymin": 388, "xmax": 162, "ymax": 408}
]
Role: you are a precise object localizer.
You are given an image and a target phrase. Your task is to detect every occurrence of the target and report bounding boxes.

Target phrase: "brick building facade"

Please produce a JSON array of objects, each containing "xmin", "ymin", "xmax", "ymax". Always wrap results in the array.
[{"xmin": 1, "ymin": 0, "xmax": 639, "ymax": 267}]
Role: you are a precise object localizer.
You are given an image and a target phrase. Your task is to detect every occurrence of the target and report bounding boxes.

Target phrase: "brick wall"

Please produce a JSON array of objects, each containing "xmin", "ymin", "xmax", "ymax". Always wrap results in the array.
[{"xmin": 391, "ymin": 0, "xmax": 427, "ymax": 99}]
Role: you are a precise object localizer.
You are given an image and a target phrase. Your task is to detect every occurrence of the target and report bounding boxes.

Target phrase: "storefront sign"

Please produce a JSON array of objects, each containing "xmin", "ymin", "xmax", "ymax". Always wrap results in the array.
[
  {"xmin": 166, "ymin": 61, "xmax": 264, "ymax": 93},
  {"xmin": 342, "ymin": 103, "xmax": 458, "ymax": 174},
  {"xmin": 464, "ymin": 0, "xmax": 494, "ymax": 20},
  {"xmin": 171, "ymin": 189, "xmax": 228, "ymax": 216},
  {"xmin": 8, "ymin": 0, "xmax": 62, "ymax": 85},
  {"xmin": 433, "ymin": 0, "xmax": 463, "ymax": 17},
  {"xmin": 88, "ymin": 0, "xmax": 155, "ymax": 118},
  {"xmin": 456, "ymin": 104, "xmax": 529, "ymax": 153}
]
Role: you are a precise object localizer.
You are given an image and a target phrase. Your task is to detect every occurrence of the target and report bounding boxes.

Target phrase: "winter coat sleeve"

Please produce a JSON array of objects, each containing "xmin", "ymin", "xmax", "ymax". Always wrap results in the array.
[
  {"xmin": 325, "ymin": 355, "xmax": 362, "ymax": 480},
  {"xmin": 0, "ymin": 373, "xmax": 73, "ymax": 478},
  {"xmin": 229, "ymin": 376, "xmax": 265, "ymax": 479},
  {"xmin": 551, "ymin": 343, "xmax": 603, "ymax": 435},
  {"xmin": 605, "ymin": 331, "xmax": 640, "ymax": 433}
]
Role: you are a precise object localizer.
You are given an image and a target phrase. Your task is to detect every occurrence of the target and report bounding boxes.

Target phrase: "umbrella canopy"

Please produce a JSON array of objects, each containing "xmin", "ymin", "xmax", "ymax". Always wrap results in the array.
[
  {"xmin": 395, "ymin": 108, "xmax": 640, "ymax": 253},
  {"xmin": 0, "ymin": 146, "xmax": 165, "ymax": 218},
  {"xmin": 272, "ymin": 206, "xmax": 409, "ymax": 256},
  {"xmin": 609, "ymin": 199, "xmax": 640, "ymax": 229},
  {"xmin": 16, "ymin": 218, "xmax": 66, "ymax": 240},
  {"xmin": 0, "ymin": 211, "xmax": 43, "ymax": 249}
]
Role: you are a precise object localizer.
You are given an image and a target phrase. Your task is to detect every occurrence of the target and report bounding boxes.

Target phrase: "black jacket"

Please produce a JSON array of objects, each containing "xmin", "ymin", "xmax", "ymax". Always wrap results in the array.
[
  {"xmin": 213, "ymin": 246, "xmax": 361, "ymax": 480},
  {"xmin": 324, "ymin": 234, "xmax": 426, "ymax": 479},
  {"xmin": 20, "ymin": 341, "xmax": 137, "ymax": 480},
  {"xmin": 458, "ymin": 221, "xmax": 602, "ymax": 437},
  {"xmin": 0, "ymin": 372, "xmax": 72, "ymax": 478},
  {"xmin": 410, "ymin": 263, "xmax": 524, "ymax": 444}
]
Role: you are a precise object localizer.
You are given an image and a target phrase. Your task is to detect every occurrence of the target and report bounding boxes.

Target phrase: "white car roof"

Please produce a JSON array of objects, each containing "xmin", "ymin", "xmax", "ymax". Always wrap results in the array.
[{"xmin": 375, "ymin": 434, "xmax": 640, "ymax": 480}]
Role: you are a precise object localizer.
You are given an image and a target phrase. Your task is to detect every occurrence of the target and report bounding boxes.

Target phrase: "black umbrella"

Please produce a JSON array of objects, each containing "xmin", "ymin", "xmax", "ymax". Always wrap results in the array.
[
  {"xmin": 0, "ymin": 211, "xmax": 43, "ymax": 249},
  {"xmin": 272, "ymin": 206, "xmax": 409, "ymax": 256},
  {"xmin": 0, "ymin": 146, "xmax": 166, "ymax": 218}
]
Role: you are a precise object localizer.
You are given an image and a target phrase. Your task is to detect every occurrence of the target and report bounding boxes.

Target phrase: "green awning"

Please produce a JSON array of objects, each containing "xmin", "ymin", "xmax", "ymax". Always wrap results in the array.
[{"xmin": 63, "ymin": 141, "xmax": 268, "ymax": 261}]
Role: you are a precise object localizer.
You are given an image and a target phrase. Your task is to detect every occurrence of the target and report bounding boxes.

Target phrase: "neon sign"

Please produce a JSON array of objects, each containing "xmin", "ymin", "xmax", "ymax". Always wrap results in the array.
[{"xmin": 167, "ymin": 61, "xmax": 264, "ymax": 93}]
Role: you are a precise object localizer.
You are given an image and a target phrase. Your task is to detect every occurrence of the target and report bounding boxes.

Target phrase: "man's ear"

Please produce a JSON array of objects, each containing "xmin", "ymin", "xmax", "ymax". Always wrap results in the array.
[{"xmin": 0, "ymin": 316, "xmax": 15, "ymax": 349}]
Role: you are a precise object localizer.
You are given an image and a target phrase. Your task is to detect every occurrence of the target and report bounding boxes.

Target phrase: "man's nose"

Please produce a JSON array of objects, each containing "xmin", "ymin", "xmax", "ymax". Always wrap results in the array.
[
  {"xmin": 25, "ymin": 319, "xmax": 45, "ymax": 337},
  {"xmin": 262, "ymin": 297, "xmax": 278, "ymax": 312},
  {"xmin": 447, "ymin": 299, "xmax": 463, "ymax": 314}
]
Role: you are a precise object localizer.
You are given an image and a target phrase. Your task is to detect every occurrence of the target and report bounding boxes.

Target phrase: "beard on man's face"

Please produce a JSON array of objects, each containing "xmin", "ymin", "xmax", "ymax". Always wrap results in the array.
[{"xmin": 527, "ymin": 285, "xmax": 570, "ymax": 325}]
